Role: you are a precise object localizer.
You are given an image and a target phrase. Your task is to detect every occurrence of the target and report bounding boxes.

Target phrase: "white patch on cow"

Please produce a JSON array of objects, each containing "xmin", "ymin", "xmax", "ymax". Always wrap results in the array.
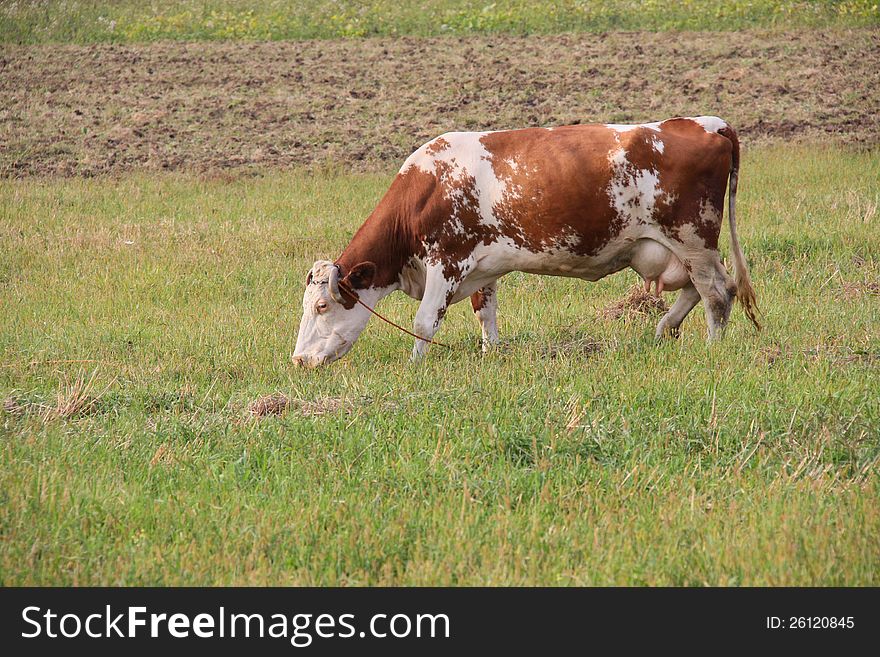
[
  {"xmin": 400, "ymin": 132, "xmax": 524, "ymax": 231},
  {"xmin": 491, "ymin": 155, "xmax": 527, "ymax": 206},
  {"xmin": 411, "ymin": 258, "xmax": 474, "ymax": 358},
  {"xmin": 442, "ymin": 182, "xmax": 469, "ymax": 237},
  {"xmin": 699, "ymin": 198, "xmax": 721, "ymax": 225},
  {"xmin": 690, "ymin": 116, "xmax": 727, "ymax": 134},
  {"xmin": 606, "ymin": 121, "xmax": 663, "ymax": 134},
  {"xmin": 398, "ymin": 137, "xmax": 444, "ymax": 176},
  {"xmin": 607, "ymin": 147, "xmax": 663, "ymax": 225},
  {"xmin": 675, "ymin": 198, "xmax": 721, "ymax": 250},
  {"xmin": 675, "ymin": 222, "xmax": 706, "ymax": 250},
  {"xmin": 651, "ymin": 136, "xmax": 665, "ymax": 154}
]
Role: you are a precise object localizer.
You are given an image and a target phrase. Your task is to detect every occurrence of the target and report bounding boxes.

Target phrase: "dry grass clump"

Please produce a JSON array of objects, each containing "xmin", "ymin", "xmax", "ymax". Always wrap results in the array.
[
  {"xmin": 44, "ymin": 370, "xmax": 108, "ymax": 420},
  {"xmin": 3, "ymin": 370, "xmax": 110, "ymax": 421},
  {"xmin": 149, "ymin": 444, "xmax": 175, "ymax": 467},
  {"xmin": 247, "ymin": 393, "xmax": 352, "ymax": 418},
  {"xmin": 247, "ymin": 393, "xmax": 290, "ymax": 417},
  {"xmin": 601, "ymin": 285, "xmax": 669, "ymax": 320}
]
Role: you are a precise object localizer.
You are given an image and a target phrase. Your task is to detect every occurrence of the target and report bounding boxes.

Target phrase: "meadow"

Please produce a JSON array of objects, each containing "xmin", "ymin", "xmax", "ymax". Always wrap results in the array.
[
  {"xmin": 1, "ymin": 0, "xmax": 878, "ymax": 43},
  {"xmin": 1, "ymin": 144, "xmax": 878, "ymax": 585}
]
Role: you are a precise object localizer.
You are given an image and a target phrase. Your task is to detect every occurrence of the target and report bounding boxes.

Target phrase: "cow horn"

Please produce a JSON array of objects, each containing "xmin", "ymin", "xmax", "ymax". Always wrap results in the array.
[{"xmin": 328, "ymin": 264, "xmax": 345, "ymax": 304}]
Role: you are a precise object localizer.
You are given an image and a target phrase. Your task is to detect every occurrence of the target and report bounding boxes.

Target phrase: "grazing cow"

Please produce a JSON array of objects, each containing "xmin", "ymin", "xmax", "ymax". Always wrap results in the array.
[{"xmin": 293, "ymin": 116, "xmax": 759, "ymax": 367}]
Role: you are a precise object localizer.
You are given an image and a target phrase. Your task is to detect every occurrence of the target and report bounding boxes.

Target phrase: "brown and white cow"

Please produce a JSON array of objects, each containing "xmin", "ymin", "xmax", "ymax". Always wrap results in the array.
[{"xmin": 293, "ymin": 116, "xmax": 759, "ymax": 367}]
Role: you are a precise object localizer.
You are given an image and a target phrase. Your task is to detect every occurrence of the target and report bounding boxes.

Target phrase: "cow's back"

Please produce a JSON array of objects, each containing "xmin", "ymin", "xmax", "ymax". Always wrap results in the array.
[{"xmin": 395, "ymin": 120, "xmax": 732, "ymax": 259}]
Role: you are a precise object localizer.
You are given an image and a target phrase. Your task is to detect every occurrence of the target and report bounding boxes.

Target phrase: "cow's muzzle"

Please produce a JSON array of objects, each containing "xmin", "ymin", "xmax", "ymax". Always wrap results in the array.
[{"xmin": 291, "ymin": 354, "xmax": 325, "ymax": 369}]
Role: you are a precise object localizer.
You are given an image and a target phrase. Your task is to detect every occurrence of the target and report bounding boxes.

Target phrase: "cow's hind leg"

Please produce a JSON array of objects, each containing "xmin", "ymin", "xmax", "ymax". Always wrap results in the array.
[
  {"xmin": 470, "ymin": 280, "xmax": 499, "ymax": 352},
  {"xmin": 688, "ymin": 253, "xmax": 738, "ymax": 341},
  {"xmin": 655, "ymin": 283, "xmax": 700, "ymax": 339},
  {"xmin": 411, "ymin": 265, "xmax": 461, "ymax": 360}
]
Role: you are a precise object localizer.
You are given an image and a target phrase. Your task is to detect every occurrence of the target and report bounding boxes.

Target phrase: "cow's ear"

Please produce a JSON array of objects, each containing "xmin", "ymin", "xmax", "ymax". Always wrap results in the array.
[
  {"xmin": 306, "ymin": 271, "xmax": 313, "ymax": 285},
  {"xmin": 343, "ymin": 261, "xmax": 376, "ymax": 290}
]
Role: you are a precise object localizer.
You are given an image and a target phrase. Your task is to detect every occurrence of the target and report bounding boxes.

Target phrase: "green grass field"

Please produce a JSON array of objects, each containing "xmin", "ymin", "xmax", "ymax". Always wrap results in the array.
[
  {"xmin": 2, "ymin": 0, "xmax": 878, "ymax": 43},
  {"xmin": 1, "ymin": 144, "xmax": 878, "ymax": 585}
]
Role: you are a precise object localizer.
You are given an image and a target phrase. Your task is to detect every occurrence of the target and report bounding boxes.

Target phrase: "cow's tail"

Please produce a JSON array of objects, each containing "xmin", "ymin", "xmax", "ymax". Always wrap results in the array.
[{"xmin": 718, "ymin": 125, "xmax": 760, "ymax": 330}]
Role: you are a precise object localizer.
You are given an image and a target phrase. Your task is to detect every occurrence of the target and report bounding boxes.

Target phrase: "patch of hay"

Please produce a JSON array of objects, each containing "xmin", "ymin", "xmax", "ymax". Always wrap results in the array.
[
  {"xmin": 247, "ymin": 393, "xmax": 352, "ymax": 418},
  {"xmin": 247, "ymin": 393, "xmax": 290, "ymax": 417},
  {"xmin": 601, "ymin": 285, "xmax": 669, "ymax": 320}
]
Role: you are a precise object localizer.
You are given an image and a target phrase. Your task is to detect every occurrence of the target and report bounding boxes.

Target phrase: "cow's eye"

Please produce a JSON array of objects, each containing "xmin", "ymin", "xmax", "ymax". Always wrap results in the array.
[{"xmin": 315, "ymin": 300, "xmax": 329, "ymax": 313}]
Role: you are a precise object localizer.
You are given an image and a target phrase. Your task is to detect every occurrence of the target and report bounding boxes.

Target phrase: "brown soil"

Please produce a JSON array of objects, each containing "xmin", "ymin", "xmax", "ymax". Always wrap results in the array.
[{"xmin": 2, "ymin": 29, "xmax": 878, "ymax": 177}]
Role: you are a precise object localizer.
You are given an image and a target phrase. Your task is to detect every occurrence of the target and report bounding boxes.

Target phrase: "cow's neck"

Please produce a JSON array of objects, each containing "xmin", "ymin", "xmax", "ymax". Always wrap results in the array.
[{"xmin": 335, "ymin": 202, "xmax": 416, "ymax": 300}]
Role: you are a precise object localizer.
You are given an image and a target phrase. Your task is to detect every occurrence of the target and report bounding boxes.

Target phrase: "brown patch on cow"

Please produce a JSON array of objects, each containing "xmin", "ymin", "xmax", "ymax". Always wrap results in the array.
[
  {"xmin": 481, "ymin": 127, "xmax": 623, "ymax": 257},
  {"xmin": 470, "ymin": 289, "xmax": 487, "ymax": 312},
  {"xmin": 601, "ymin": 284, "xmax": 669, "ymax": 320},
  {"xmin": 605, "ymin": 121, "xmax": 730, "ymax": 250},
  {"xmin": 341, "ymin": 152, "xmax": 499, "ymax": 286},
  {"xmin": 331, "ymin": 261, "xmax": 377, "ymax": 310},
  {"xmin": 336, "ymin": 288, "xmax": 358, "ymax": 310},
  {"xmin": 425, "ymin": 136, "xmax": 451, "ymax": 156},
  {"xmin": 334, "ymin": 168, "xmax": 429, "ymax": 288},
  {"xmin": 483, "ymin": 122, "xmax": 732, "ymax": 258},
  {"xmin": 427, "ymin": 158, "xmax": 500, "ymax": 281},
  {"xmin": 433, "ymin": 143, "xmax": 622, "ymax": 284},
  {"xmin": 435, "ymin": 304, "xmax": 448, "ymax": 326},
  {"xmin": 644, "ymin": 120, "xmax": 732, "ymax": 250}
]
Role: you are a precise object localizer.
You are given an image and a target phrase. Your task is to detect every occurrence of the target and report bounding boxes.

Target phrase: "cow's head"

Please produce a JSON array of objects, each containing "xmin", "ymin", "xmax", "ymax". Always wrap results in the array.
[{"xmin": 292, "ymin": 260, "xmax": 377, "ymax": 368}]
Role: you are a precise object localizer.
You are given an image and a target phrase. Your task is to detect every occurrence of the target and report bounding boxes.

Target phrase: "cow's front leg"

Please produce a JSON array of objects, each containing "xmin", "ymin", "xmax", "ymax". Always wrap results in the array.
[
  {"xmin": 655, "ymin": 283, "xmax": 700, "ymax": 339},
  {"xmin": 411, "ymin": 266, "xmax": 460, "ymax": 361},
  {"xmin": 470, "ymin": 280, "xmax": 499, "ymax": 352}
]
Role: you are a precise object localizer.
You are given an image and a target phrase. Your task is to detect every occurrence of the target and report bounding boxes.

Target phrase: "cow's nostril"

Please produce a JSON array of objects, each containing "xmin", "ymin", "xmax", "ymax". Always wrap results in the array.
[{"xmin": 291, "ymin": 355, "xmax": 305, "ymax": 368}]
